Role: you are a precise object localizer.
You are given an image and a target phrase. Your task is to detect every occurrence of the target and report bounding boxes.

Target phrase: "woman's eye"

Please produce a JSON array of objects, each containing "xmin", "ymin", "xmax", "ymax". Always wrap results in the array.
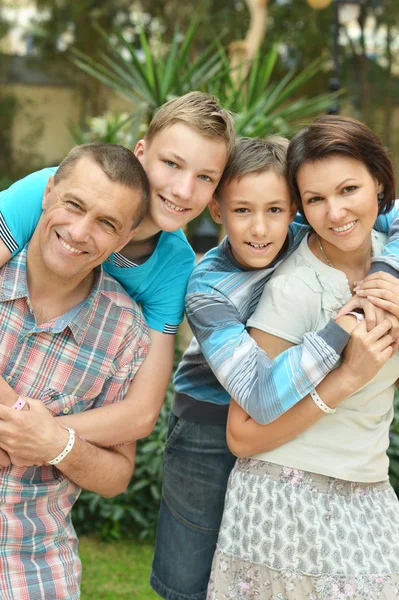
[
  {"xmin": 342, "ymin": 185, "xmax": 357, "ymax": 194},
  {"xmin": 307, "ymin": 196, "xmax": 323, "ymax": 204}
]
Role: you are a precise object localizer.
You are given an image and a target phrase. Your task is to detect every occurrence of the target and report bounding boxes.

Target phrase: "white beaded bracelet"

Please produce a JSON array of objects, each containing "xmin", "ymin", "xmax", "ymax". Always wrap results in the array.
[
  {"xmin": 48, "ymin": 428, "xmax": 76, "ymax": 465},
  {"xmin": 310, "ymin": 389, "xmax": 336, "ymax": 414}
]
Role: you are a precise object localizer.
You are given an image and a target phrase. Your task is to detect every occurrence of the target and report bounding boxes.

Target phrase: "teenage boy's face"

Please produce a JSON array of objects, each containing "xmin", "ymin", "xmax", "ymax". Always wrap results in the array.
[
  {"xmin": 209, "ymin": 171, "xmax": 294, "ymax": 270},
  {"xmin": 135, "ymin": 123, "xmax": 228, "ymax": 232}
]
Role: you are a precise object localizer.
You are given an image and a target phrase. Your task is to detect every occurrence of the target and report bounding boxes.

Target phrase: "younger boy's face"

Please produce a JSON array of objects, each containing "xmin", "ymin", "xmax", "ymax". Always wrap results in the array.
[
  {"xmin": 135, "ymin": 122, "xmax": 228, "ymax": 232},
  {"xmin": 210, "ymin": 171, "xmax": 294, "ymax": 270}
]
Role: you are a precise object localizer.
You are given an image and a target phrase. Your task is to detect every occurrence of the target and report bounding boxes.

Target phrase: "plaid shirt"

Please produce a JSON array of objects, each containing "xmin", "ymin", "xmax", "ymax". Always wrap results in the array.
[{"xmin": 0, "ymin": 246, "xmax": 149, "ymax": 600}]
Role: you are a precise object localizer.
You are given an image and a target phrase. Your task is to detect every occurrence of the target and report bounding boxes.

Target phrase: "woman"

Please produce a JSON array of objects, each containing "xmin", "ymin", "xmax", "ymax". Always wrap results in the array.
[{"xmin": 207, "ymin": 116, "xmax": 399, "ymax": 599}]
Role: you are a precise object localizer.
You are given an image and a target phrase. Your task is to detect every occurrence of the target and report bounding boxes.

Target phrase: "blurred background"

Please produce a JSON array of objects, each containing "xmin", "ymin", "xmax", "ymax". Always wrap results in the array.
[
  {"xmin": 1, "ymin": 3, "xmax": 398, "ymax": 596},
  {"xmin": 1, "ymin": 0, "xmax": 398, "ymax": 189}
]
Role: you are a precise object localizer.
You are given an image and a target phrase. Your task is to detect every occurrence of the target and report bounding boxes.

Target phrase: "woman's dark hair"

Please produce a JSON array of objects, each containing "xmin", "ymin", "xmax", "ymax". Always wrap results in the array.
[{"xmin": 287, "ymin": 115, "xmax": 395, "ymax": 217}]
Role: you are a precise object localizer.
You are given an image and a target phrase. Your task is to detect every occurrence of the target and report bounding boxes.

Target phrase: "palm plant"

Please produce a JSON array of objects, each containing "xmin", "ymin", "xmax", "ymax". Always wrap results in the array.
[{"xmin": 72, "ymin": 22, "xmax": 340, "ymax": 142}]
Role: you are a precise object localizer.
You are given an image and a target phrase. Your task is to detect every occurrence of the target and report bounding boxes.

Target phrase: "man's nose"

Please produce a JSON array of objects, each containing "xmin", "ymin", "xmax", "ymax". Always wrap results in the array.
[{"xmin": 68, "ymin": 216, "xmax": 91, "ymax": 242}]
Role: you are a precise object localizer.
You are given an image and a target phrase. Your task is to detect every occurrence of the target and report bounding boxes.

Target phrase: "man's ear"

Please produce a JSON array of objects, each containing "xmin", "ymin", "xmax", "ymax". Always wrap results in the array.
[
  {"xmin": 42, "ymin": 175, "xmax": 55, "ymax": 210},
  {"xmin": 134, "ymin": 139, "xmax": 145, "ymax": 164},
  {"xmin": 114, "ymin": 225, "xmax": 140, "ymax": 254},
  {"xmin": 208, "ymin": 197, "xmax": 223, "ymax": 225}
]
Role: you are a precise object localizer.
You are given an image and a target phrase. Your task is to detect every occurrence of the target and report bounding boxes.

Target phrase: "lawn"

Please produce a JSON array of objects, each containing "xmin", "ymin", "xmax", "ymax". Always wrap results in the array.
[{"xmin": 79, "ymin": 535, "xmax": 158, "ymax": 599}]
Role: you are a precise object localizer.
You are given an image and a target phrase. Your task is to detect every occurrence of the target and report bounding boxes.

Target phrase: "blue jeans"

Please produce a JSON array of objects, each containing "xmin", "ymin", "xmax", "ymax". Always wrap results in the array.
[{"xmin": 150, "ymin": 413, "xmax": 236, "ymax": 600}]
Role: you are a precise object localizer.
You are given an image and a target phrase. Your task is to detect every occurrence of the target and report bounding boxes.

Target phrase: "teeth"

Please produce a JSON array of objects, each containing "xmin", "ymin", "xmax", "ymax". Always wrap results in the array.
[
  {"xmin": 248, "ymin": 242, "xmax": 268, "ymax": 249},
  {"xmin": 163, "ymin": 198, "xmax": 186, "ymax": 212},
  {"xmin": 59, "ymin": 237, "xmax": 84, "ymax": 254},
  {"xmin": 332, "ymin": 220, "xmax": 357, "ymax": 233}
]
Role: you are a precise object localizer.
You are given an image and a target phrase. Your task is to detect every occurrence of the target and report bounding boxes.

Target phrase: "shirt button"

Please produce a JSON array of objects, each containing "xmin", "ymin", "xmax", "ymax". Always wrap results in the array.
[
  {"xmin": 62, "ymin": 407, "xmax": 70, "ymax": 414},
  {"xmin": 5, "ymin": 376, "xmax": 12, "ymax": 383}
]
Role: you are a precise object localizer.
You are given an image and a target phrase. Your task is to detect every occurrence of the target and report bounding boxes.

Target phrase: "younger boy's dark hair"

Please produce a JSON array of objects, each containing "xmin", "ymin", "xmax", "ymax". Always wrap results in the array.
[{"xmin": 215, "ymin": 136, "xmax": 289, "ymax": 198}]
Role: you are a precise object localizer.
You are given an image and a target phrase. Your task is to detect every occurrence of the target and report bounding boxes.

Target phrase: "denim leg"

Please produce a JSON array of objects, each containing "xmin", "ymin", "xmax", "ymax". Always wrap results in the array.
[{"xmin": 150, "ymin": 413, "xmax": 236, "ymax": 600}]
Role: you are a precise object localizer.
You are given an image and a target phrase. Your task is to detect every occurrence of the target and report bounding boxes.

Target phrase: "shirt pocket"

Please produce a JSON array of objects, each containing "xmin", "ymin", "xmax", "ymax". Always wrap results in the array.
[{"xmin": 37, "ymin": 388, "xmax": 95, "ymax": 417}]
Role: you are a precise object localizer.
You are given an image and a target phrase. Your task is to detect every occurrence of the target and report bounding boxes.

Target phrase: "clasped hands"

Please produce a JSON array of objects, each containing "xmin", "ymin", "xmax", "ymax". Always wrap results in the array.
[
  {"xmin": 0, "ymin": 398, "xmax": 69, "ymax": 468},
  {"xmin": 336, "ymin": 271, "xmax": 399, "ymax": 350}
]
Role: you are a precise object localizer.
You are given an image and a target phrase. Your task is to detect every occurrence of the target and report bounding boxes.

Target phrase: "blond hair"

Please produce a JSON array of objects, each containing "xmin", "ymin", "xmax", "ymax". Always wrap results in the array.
[{"xmin": 145, "ymin": 91, "xmax": 236, "ymax": 160}]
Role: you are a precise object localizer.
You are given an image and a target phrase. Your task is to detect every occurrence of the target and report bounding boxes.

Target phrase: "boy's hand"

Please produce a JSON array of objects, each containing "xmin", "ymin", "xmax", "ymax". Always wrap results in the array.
[{"xmin": 340, "ymin": 319, "xmax": 394, "ymax": 391}]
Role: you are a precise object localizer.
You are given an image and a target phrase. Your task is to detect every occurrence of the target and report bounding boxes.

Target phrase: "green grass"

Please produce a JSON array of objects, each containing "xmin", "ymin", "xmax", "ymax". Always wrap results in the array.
[{"xmin": 79, "ymin": 535, "xmax": 158, "ymax": 599}]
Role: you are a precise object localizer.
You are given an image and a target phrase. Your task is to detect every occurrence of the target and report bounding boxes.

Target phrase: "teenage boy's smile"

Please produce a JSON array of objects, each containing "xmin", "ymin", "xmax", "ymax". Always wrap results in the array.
[{"xmin": 135, "ymin": 122, "xmax": 228, "ymax": 234}]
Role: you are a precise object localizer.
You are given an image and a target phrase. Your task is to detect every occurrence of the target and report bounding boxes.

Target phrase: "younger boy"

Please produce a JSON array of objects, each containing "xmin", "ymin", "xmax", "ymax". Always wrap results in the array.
[{"xmin": 151, "ymin": 136, "xmax": 399, "ymax": 600}]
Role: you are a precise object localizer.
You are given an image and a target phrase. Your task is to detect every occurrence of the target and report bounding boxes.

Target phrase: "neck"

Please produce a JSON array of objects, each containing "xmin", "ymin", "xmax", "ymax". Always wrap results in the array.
[
  {"xmin": 132, "ymin": 214, "xmax": 161, "ymax": 242},
  {"xmin": 26, "ymin": 239, "xmax": 94, "ymax": 325}
]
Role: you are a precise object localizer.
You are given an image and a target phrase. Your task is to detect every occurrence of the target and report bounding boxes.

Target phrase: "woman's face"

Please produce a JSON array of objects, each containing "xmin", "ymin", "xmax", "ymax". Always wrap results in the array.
[{"xmin": 297, "ymin": 155, "xmax": 383, "ymax": 255}]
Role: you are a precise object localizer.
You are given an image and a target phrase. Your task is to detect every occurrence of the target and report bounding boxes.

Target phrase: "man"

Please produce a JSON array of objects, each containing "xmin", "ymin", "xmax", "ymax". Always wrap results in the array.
[
  {"xmin": 0, "ymin": 143, "xmax": 150, "ymax": 600},
  {"xmin": 0, "ymin": 91, "xmax": 235, "ymax": 447}
]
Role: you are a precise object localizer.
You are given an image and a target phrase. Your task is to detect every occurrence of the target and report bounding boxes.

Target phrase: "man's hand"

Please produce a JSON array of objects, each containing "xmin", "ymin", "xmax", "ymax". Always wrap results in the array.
[{"xmin": 0, "ymin": 399, "xmax": 69, "ymax": 464}]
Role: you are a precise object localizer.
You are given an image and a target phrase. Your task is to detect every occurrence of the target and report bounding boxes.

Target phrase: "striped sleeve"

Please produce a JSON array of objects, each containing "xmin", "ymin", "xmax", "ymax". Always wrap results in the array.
[{"xmin": 186, "ymin": 290, "xmax": 345, "ymax": 425}]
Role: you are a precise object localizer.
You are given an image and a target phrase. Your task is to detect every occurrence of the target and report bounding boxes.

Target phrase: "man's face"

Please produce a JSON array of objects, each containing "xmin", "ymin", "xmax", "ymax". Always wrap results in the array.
[
  {"xmin": 36, "ymin": 157, "xmax": 141, "ymax": 281},
  {"xmin": 135, "ymin": 122, "xmax": 228, "ymax": 232}
]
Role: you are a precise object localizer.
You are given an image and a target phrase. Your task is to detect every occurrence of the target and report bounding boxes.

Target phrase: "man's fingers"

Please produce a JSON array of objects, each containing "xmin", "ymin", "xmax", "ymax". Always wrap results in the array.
[
  {"xmin": 0, "ymin": 404, "xmax": 20, "ymax": 422},
  {"xmin": 0, "ymin": 448, "xmax": 11, "ymax": 467}
]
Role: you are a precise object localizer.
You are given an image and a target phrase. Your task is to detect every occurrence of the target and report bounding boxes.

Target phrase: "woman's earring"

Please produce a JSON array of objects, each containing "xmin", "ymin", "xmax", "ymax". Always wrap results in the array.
[{"xmin": 378, "ymin": 192, "xmax": 385, "ymax": 201}]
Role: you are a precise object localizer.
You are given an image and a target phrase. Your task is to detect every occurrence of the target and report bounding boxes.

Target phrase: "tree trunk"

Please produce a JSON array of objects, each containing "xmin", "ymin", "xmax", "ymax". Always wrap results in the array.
[{"xmin": 229, "ymin": 0, "xmax": 269, "ymax": 86}]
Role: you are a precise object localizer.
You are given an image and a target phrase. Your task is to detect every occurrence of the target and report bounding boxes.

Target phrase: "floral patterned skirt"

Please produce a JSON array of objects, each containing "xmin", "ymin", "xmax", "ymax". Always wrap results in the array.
[{"xmin": 207, "ymin": 459, "xmax": 399, "ymax": 600}]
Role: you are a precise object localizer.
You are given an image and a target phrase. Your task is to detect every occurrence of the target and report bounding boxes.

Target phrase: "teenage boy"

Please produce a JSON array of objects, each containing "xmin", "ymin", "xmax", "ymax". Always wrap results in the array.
[
  {"xmin": 150, "ymin": 136, "xmax": 399, "ymax": 600},
  {"xmin": 0, "ymin": 92, "xmax": 235, "ymax": 449}
]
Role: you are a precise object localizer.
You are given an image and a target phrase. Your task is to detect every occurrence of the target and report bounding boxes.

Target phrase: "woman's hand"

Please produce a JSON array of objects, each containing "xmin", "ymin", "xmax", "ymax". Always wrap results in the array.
[
  {"xmin": 354, "ymin": 272, "xmax": 399, "ymax": 317},
  {"xmin": 340, "ymin": 319, "xmax": 394, "ymax": 389}
]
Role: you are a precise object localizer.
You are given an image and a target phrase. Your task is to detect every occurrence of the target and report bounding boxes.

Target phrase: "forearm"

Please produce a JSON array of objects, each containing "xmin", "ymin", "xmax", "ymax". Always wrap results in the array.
[
  {"xmin": 227, "ymin": 364, "xmax": 358, "ymax": 457},
  {"xmin": 57, "ymin": 329, "xmax": 174, "ymax": 445},
  {"xmin": 56, "ymin": 436, "xmax": 136, "ymax": 498},
  {"xmin": 188, "ymin": 293, "xmax": 348, "ymax": 424}
]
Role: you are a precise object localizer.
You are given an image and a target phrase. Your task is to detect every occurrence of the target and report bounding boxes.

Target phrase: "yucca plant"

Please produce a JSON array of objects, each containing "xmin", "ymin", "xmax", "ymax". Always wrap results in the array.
[{"xmin": 71, "ymin": 22, "xmax": 340, "ymax": 142}]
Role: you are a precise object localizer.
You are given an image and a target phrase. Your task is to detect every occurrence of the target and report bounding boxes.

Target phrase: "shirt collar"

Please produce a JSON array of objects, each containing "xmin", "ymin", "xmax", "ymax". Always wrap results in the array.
[{"xmin": 0, "ymin": 245, "xmax": 105, "ymax": 344}]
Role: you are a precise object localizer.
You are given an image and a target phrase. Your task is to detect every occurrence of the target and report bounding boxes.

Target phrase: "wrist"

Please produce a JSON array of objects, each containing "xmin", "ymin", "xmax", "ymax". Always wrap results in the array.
[
  {"xmin": 335, "ymin": 314, "xmax": 359, "ymax": 334},
  {"xmin": 46, "ymin": 426, "xmax": 70, "ymax": 463},
  {"xmin": 336, "ymin": 362, "xmax": 366, "ymax": 396}
]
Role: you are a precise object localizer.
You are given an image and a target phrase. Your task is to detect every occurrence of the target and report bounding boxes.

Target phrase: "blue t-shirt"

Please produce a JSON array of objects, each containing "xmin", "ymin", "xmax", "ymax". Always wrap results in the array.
[{"xmin": 0, "ymin": 168, "xmax": 195, "ymax": 334}]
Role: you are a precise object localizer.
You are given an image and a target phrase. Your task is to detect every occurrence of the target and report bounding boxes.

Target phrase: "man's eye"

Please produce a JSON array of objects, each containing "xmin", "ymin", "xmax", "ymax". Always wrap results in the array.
[
  {"xmin": 269, "ymin": 207, "xmax": 282, "ymax": 213},
  {"xmin": 66, "ymin": 200, "xmax": 81, "ymax": 210},
  {"xmin": 101, "ymin": 220, "xmax": 116, "ymax": 230}
]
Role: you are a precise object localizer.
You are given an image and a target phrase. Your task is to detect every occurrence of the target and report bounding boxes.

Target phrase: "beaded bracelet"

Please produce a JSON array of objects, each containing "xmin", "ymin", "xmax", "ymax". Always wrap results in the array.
[
  {"xmin": 310, "ymin": 389, "xmax": 336, "ymax": 414},
  {"xmin": 48, "ymin": 428, "xmax": 76, "ymax": 465}
]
